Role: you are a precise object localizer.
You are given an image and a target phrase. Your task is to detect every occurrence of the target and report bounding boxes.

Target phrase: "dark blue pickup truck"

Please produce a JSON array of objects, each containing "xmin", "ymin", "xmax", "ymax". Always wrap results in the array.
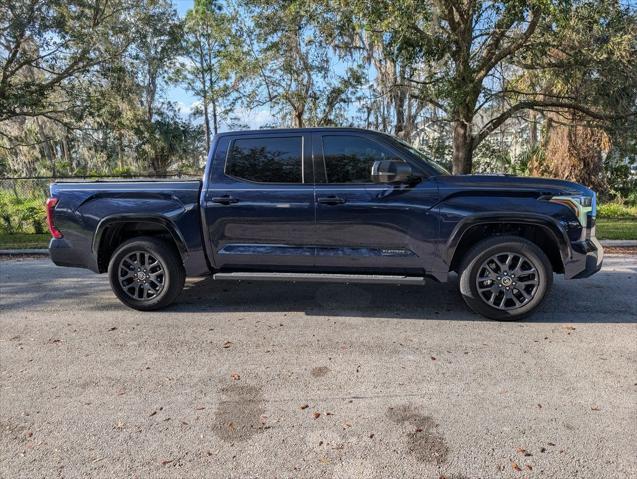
[{"xmin": 47, "ymin": 128, "xmax": 603, "ymax": 319}]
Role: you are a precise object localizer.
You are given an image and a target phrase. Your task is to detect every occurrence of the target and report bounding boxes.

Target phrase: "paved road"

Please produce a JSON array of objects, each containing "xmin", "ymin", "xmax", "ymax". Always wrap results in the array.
[{"xmin": 1, "ymin": 256, "xmax": 636, "ymax": 479}]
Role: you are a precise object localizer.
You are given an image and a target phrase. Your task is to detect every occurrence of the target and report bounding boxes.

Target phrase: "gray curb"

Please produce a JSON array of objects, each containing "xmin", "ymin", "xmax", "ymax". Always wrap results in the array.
[
  {"xmin": 599, "ymin": 240, "xmax": 637, "ymax": 247},
  {"xmin": 0, "ymin": 248, "xmax": 49, "ymax": 255}
]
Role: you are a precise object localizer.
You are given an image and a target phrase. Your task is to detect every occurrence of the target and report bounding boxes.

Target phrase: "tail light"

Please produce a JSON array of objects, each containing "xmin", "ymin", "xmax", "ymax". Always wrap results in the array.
[{"xmin": 45, "ymin": 197, "xmax": 63, "ymax": 239}]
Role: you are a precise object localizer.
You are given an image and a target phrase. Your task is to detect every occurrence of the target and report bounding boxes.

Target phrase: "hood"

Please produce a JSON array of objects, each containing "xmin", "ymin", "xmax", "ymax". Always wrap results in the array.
[{"xmin": 435, "ymin": 174, "xmax": 593, "ymax": 197}]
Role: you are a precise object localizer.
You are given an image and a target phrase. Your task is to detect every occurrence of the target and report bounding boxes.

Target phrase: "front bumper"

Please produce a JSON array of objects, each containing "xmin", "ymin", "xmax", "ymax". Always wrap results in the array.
[{"xmin": 564, "ymin": 237, "xmax": 604, "ymax": 279}]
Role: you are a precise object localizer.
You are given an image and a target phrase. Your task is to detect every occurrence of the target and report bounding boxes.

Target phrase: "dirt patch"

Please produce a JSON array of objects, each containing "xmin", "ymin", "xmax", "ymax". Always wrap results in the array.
[
  {"xmin": 604, "ymin": 246, "xmax": 637, "ymax": 255},
  {"xmin": 213, "ymin": 382, "xmax": 265, "ymax": 442},
  {"xmin": 310, "ymin": 366, "xmax": 330, "ymax": 378},
  {"xmin": 386, "ymin": 404, "xmax": 449, "ymax": 465}
]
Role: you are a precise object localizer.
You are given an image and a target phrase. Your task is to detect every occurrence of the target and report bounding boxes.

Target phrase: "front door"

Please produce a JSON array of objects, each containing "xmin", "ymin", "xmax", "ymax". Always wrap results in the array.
[
  {"xmin": 312, "ymin": 132, "xmax": 439, "ymax": 274},
  {"xmin": 202, "ymin": 132, "xmax": 315, "ymax": 270}
]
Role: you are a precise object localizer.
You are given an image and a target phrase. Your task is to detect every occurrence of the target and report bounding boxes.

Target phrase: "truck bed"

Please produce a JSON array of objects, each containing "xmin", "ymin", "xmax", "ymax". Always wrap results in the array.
[{"xmin": 49, "ymin": 179, "xmax": 208, "ymax": 276}]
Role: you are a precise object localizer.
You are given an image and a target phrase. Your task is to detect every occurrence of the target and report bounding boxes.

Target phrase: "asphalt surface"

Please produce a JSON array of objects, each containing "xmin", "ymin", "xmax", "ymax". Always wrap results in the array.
[{"xmin": 1, "ymin": 256, "xmax": 636, "ymax": 479}]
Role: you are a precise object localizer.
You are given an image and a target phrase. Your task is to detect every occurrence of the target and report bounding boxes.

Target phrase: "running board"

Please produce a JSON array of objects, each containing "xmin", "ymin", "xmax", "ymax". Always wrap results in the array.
[{"xmin": 212, "ymin": 272, "xmax": 426, "ymax": 285}]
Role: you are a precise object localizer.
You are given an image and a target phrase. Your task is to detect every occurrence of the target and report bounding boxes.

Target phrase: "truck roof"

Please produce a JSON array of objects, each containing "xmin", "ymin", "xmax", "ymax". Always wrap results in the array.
[{"xmin": 215, "ymin": 127, "xmax": 387, "ymax": 137}]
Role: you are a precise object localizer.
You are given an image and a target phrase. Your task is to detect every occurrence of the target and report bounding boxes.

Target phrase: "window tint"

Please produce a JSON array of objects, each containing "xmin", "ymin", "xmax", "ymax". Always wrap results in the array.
[
  {"xmin": 226, "ymin": 136, "xmax": 302, "ymax": 183},
  {"xmin": 322, "ymin": 135, "xmax": 392, "ymax": 183}
]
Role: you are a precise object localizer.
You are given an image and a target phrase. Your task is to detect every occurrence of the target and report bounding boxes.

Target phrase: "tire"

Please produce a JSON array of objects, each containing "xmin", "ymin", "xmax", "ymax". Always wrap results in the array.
[
  {"xmin": 108, "ymin": 236, "xmax": 185, "ymax": 311},
  {"xmin": 458, "ymin": 235, "xmax": 553, "ymax": 320}
]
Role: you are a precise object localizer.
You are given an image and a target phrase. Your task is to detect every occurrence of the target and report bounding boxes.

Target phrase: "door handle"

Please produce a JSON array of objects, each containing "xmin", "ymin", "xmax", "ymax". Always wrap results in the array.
[
  {"xmin": 317, "ymin": 196, "xmax": 346, "ymax": 205},
  {"xmin": 210, "ymin": 195, "xmax": 239, "ymax": 205}
]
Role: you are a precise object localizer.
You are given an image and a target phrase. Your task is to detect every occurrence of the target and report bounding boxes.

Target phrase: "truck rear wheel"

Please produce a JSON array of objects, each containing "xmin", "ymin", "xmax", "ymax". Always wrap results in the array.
[
  {"xmin": 458, "ymin": 236, "xmax": 553, "ymax": 320},
  {"xmin": 108, "ymin": 236, "xmax": 185, "ymax": 311}
]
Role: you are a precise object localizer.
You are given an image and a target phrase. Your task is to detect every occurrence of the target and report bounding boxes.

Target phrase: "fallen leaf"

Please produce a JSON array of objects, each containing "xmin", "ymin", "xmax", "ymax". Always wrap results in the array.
[
  {"xmin": 415, "ymin": 428, "xmax": 423, "ymax": 433},
  {"xmin": 326, "ymin": 412, "xmax": 334, "ymax": 416},
  {"xmin": 313, "ymin": 412, "xmax": 321, "ymax": 419},
  {"xmin": 431, "ymin": 356, "xmax": 437, "ymax": 361},
  {"xmin": 512, "ymin": 462, "xmax": 522, "ymax": 472},
  {"xmin": 540, "ymin": 447, "xmax": 546, "ymax": 453},
  {"xmin": 591, "ymin": 406, "xmax": 601, "ymax": 411},
  {"xmin": 547, "ymin": 442, "xmax": 556, "ymax": 446},
  {"xmin": 516, "ymin": 448, "xmax": 526, "ymax": 454},
  {"xmin": 300, "ymin": 404, "xmax": 309, "ymax": 410},
  {"xmin": 538, "ymin": 403, "xmax": 542, "ymax": 409},
  {"xmin": 195, "ymin": 406, "xmax": 205, "ymax": 411},
  {"xmin": 223, "ymin": 341, "xmax": 233, "ymax": 348},
  {"xmin": 230, "ymin": 373, "xmax": 240, "ymax": 381},
  {"xmin": 369, "ymin": 433, "xmax": 374, "ymax": 439},
  {"xmin": 160, "ymin": 459, "xmax": 173, "ymax": 465},
  {"xmin": 108, "ymin": 327, "xmax": 117, "ymax": 331},
  {"xmin": 562, "ymin": 325, "xmax": 576, "ymax": 331},
  {"xmin": 526, "ymin": 465, "xmax": 533, "ymax": 471},
  {"xmin": 149, "ymin": 410, "xmax": 157, "ymax": 417}
]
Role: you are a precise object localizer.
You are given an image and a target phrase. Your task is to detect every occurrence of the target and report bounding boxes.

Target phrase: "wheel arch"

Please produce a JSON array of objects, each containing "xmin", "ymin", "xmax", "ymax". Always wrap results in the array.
[
  {"xmin": 448, "ymin": 214, "xmax": 568, "ymax": 275},
  {"xmin": 93, "ymin": 215, "xmax": 188, "ymax": 273}
]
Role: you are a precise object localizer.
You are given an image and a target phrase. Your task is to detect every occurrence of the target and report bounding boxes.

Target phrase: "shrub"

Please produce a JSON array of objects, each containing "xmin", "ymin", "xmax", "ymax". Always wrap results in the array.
[
  {"xmin": 0, "ymin": 190, "xmax": 46, "ymax": 234},
  {"xmin": 597, "ymin": 202, "xmax": 637, "ymax": 219}
]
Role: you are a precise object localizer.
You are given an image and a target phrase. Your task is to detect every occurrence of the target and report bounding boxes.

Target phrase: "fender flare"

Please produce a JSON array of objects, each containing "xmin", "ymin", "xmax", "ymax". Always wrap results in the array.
[
  {"xmin": 446, "ymin": 212, "xmax": 570, "ymax": 268},
  {"xmin": 92, "ymin": 214, "xmax": 189, "ymax": 266}
]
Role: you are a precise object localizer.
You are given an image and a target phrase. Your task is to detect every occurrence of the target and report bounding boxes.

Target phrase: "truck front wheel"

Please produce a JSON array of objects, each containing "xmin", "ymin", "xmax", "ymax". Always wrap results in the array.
[
  {"xmin": 108, "ymin": 236, "xmax": 185, "ymax": 311},
  {"xmin": 458, "ymin": 236, "xmax": 553, "ymax": 320}
]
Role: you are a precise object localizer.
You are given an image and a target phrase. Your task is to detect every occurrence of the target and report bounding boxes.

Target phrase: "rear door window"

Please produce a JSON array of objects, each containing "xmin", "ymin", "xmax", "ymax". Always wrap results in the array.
[{"xmin": 225, "ymin": 136, "xmax": 303, "ymax": 183}]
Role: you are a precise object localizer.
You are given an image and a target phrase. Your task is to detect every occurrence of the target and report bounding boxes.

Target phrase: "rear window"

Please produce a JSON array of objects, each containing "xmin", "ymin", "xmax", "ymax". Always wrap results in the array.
[{"xmin": 225, "ymin": 136, "xmax": 303, "ymax": 183}]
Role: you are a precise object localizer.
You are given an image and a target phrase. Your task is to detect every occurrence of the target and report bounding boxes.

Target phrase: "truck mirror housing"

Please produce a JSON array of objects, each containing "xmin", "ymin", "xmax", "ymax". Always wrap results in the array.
[{"xmin": 371, "ymin": 159, "xmax": 413, "ymax": 183}]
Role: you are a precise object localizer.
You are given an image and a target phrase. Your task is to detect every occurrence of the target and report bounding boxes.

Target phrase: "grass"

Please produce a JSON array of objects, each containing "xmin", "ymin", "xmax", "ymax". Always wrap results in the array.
[
  {"xmin": 0, "ymin": 233, "xmax": 50, "ymax": 249},
  {"xmin": 596, "ymin": 218, "xmax": 637, "ymax": 240}
]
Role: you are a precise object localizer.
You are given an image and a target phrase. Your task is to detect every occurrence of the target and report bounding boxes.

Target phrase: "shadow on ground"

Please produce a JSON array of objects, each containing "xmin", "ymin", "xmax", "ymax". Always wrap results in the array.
[{"xmin": 1, "ymin": 257, "xmax": 635, "ymax": 323}]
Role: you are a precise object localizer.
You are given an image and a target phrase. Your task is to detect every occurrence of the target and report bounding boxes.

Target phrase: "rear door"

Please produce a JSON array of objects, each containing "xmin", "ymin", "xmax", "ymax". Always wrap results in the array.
[
  {"xmin": 312, "ymin": 132, "xmax": 439, "ymax": 273},
  {"xmin": 202, "ymin": 132, "xmax": 315, "ymax": 270}
]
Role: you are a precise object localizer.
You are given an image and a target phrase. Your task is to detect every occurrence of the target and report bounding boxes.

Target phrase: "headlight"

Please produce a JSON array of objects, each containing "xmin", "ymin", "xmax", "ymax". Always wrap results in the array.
[{"xmin": 549, "ymin": 194, "xmax": 595, "ymax": 226}]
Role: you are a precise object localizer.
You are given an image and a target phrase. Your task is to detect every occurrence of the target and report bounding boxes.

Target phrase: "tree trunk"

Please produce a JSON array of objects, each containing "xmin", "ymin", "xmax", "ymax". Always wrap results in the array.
[
  {"xmin": 202, "ymin": 99, "xmax": 210, "ymax": 151},
  {"xmin": 529, "ymin": 110, "xmax": 538, "ymax": 148},
  {"xmin": 452, "ymin": 120, "xmax": 473, "ymax": 174},
  {"xmin": 211, "ymin": 98, "xmax": 218, "ymax": 135},
  {"xmin": 36, "ymin": 118, "xmax": 56, "ymax": 176},
  {"xmin": 293, "ymin": 108, "xmax": 304, "ymax": 128}
]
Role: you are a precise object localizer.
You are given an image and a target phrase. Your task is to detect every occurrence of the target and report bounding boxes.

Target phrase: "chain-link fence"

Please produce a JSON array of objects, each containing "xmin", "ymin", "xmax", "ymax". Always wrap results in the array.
[{"xmin": 0, "ymin": 173, "xmax": 200, "ymax": 236}]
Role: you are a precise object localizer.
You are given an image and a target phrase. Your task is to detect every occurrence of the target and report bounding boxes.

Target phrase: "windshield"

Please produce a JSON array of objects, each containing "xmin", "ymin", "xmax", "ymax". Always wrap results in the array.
[{"xmin": 389, "ymin": 136, "xmax": 450, "ymax": 175}]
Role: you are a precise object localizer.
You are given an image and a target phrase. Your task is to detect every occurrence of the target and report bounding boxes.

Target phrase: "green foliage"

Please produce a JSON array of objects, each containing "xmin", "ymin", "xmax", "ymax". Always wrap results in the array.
[
  {"xmin": 597, "ymin": 203, "xmax": 637, "ymax": 219},
  {"xmin": 0, "ymin": 191, "xmax": 46, "ymax": 235},
  {"xmin": 602, "ymin": 154, "xmax": 637, "ymax": 202}
]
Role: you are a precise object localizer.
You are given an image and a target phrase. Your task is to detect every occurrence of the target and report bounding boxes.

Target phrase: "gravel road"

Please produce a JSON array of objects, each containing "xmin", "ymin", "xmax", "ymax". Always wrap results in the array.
[{"xmin": 1, "ymin": 256, "xmax": 636, "ymax": 478}]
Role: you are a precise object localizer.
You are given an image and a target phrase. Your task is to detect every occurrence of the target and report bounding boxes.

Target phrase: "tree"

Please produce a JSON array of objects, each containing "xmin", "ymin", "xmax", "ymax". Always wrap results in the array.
[
  {"xmin": 338, "ymin": 0, "xmax": 637, "ymax": 174},
  {"xmin": 526, "ymin": 0, "xmax": 637, "ymax": 190},
  {"xmin": 237, "ymin": 0, "xmax": 363, "ymax": 128},
  {"xmin": 0, "ymin": 0, "xmax": 135, "ymax": 125},
  {"xmin": 178, "ymin": 0, "xmax": 240, "ymax": 150}
]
